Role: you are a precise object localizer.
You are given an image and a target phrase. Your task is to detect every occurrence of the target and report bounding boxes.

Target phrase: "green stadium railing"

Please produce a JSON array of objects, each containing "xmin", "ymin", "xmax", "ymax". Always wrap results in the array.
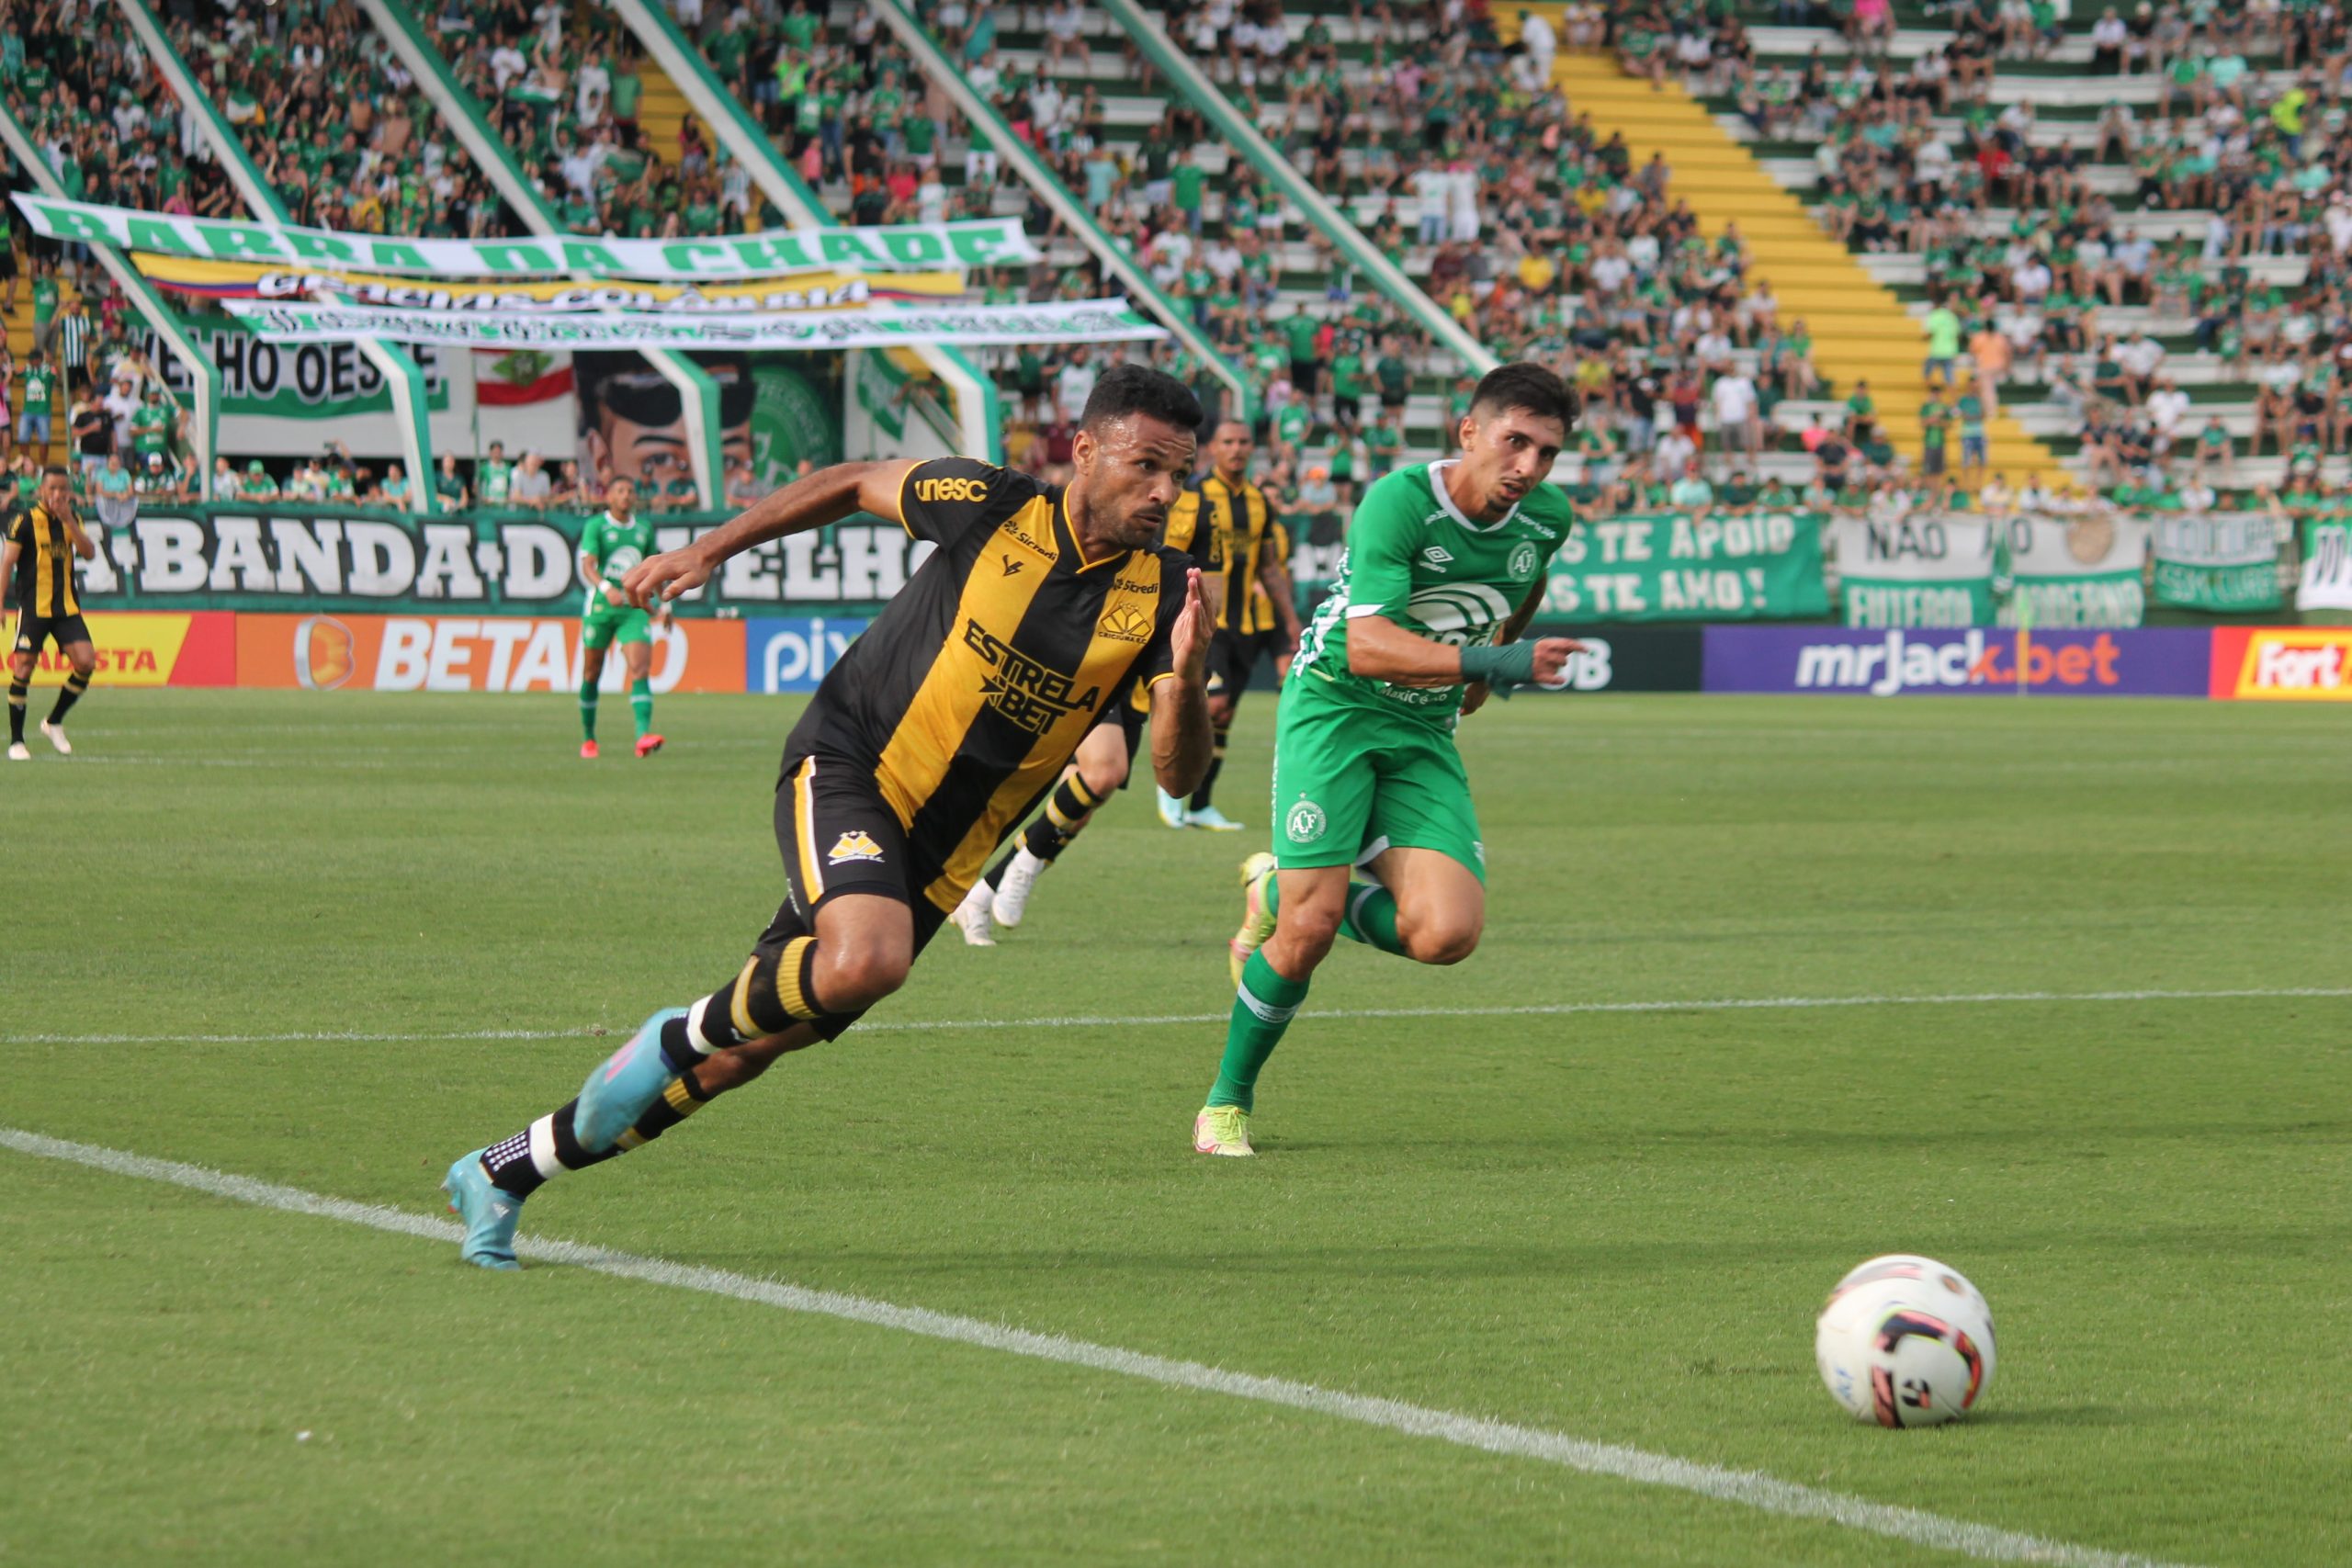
[
  {"xmin": 1097, "ymin": 0, "xmax": 1497, "ymax": 379},
  {"xmin": 605, "ymin": 0, "xmax": 1002, "ymax": 459},
  {"xmin": 356, "ymin": 0, "xmax": 728, "ymax": 508},
  {"xmin": 867, "ymin": 0, "xmax": 1254, "ymax": 423},
  {"xmin": 108, "ymin": 0, "xmax": 441, "ymax": 513},
  {"xmin": 0, "ymin": 101, "xmax": 222, "ymax": 481}
]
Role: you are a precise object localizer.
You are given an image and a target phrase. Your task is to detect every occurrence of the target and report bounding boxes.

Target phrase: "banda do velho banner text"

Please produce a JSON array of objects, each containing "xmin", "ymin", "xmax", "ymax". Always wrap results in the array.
[
  {"xmin": 219, "ymin": 299, "xmax": 1168, "ymax": 350},
  {"xmin": 12, "ymin": 193, "xmax": 1039, "ymax": 278}
]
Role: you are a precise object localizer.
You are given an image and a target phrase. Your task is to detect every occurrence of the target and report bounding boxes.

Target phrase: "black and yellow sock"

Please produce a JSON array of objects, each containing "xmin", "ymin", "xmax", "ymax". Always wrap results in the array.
[
  {"xmin": 6, "ymin": 679, "xmax": 26, "ymax": 745},
  {"xmin": 1190, "ymin": 726, "xmax": 1230, "ymax": 812},
  {"xmin": 656, "ymin": 935, "xmax": 855, "ymax": 1065},
  {"xmin": 47, "ymin": 670, "xmax": 87, "ymax": 727},
  {"xmin": 578, "ymin": 675, "xmax": 598, "ymax": 740},
  {"xmin": 629, "ymin": 675, "xmax": 652, "ymax": 739},
  {"xmin": 479, "ymin": 1072, "xmax": 715, "ymax": 1199},
  {"xmin": 987, "ymin": 772, "xmax": 1103, "ymax": 887}
]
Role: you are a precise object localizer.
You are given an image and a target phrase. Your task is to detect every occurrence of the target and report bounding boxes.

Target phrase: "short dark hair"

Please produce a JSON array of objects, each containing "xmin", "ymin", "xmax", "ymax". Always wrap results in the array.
[
  {"xmin": 43, "ymin": 465, "xmax": 71, "ymax": 481},
  {"xmin": 1080, "ymin": 362, "xmax": 1203, "ymax": 435},
  {"xmin": 1467, "ymin": 362, "xmax": 1578, "ymax": 432}
]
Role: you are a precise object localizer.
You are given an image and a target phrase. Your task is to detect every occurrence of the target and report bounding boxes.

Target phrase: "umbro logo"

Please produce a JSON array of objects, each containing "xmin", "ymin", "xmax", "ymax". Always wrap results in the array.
[
  {"xmin": 1422, "ymin": 546, "xmax": 1453, "ymax": 568},
  {"xmin": 1001, "ymin": 555, "xmax": 1024, "ymax": 576}
]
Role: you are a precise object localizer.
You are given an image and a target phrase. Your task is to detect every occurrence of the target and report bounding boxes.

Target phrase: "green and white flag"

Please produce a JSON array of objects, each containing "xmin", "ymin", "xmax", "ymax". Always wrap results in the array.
[
  {"xmin": 2151, "ymin": 512, "xmax": 2283, "ymax": 612},
  {"xmin": 13, "ymin": 192, "xmax": 1039, "ymax": 278},
  {"xmin": 1998, "ymin": 512, "xmax": 2150, "ymax": 627},
  {"xmin": 2301, "ymin": 517, "xmax": 2352, "ymax": 613},
  {"xmin": 1543, "ymin": 511, "xmax": 1829, "ymax": 621},
  {"xmin": 1834, "ymin": 513, "xmax": 1999, "ymax": 626}
]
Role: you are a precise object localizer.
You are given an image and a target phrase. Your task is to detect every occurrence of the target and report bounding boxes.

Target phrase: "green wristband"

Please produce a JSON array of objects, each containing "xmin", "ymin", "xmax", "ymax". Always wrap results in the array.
[{"xmin": 1459, "ymin": 639, "xmax": 1538, "ymax": 696}]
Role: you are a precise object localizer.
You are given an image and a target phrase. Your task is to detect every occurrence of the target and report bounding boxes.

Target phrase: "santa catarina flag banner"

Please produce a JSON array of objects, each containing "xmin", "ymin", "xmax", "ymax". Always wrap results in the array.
[
  {"xmin": 2000, "ymin": 512, "xmax": 2151, "ymax": 627},
  {"xmin": 13, "ymin": 192, "xmax": 1038, "ymax": 277},
  {"xmin": 2301, "ymin": 517, "xmax": 2352, "ymax": 613},
  {"xmin": 2150, "ymin": 512, "xmax": 2283, "ymax": 612},
  {"xmin": 219, "ymin": 299, "xmax": 1168, "ymax": 351},
  {"xmin": 1835, "ymin": 513, "xmax": 2000, "ymax": 627},
  {"xmin": 134, "ymin": 254, "xmax": 967, "ymax": 311},
  {"xmin": 1542, "ymin": 512, "xmax": 1829, "ymax": 621}
]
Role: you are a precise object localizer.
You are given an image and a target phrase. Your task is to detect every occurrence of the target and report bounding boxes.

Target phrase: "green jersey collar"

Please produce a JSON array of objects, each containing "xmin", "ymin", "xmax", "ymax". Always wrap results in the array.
[{"xmin": 1426, "ymin": 459, "xmax": 1521, "ymax": 533}]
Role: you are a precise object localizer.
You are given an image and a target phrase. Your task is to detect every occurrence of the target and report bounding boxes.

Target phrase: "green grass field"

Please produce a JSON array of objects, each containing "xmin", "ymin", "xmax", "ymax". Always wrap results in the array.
[{"xmin": 3, "ymin": 690, "xmax": 2346, "ymax": 1566}]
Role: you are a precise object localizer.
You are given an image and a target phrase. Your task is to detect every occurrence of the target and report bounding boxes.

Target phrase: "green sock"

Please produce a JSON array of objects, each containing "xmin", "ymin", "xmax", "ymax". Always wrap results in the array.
[
  {"xmin": 1338, "ymin": 881, "xmax": 1408, "ymax": 956},
  {"xmin": 1206, "ymin": 948, "xmax": 1310, "ymax": 1113},
  {"xmin": 629, "ymin": 677, "xmax": 653, "ymax": 739},
  {"xmin": 578, "ymin": 676, "xmax": 598, "ymax": 740}
]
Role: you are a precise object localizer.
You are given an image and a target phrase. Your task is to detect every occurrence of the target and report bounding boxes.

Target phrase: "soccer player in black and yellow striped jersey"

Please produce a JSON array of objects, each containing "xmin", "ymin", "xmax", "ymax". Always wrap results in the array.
[
  {"xmin": 1153, "ymin": 421, "xmax": 1302, "ymax": 831},
  {"xmin": 4, "ymin": 467, "xmax": 100, "ymax": 761},
  {"xmin": 441, "ymin": 366, "xmax": 1216, "ymax": 1269},
  {"xmin": 946, "ymin": 446, "xmax": 1228, "ymax": 944}
]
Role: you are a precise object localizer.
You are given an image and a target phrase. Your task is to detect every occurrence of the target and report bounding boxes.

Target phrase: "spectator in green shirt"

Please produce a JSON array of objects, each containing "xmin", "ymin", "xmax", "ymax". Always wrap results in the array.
[
  {"xmin": 1171, "ymin": 149, "xmax": 1205, "ymax": 234},
  {"xmin": 1923, "ymin": 299, "xmax": 1962, "ymax": 388},
  {"xmin": 1281, "ymin": 304, "xmax": 1322, "ymax": 400}
]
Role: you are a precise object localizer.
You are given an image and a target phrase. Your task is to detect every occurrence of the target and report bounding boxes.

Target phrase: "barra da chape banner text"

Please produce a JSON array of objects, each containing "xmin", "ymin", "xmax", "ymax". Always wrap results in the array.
[
  {"xmin": 2150, "ymin": 513, "xmax": 2283, "ymax": 613},
  {"xmin": 219, "ymin": 299, "xmax": 1167, "ymax": 351},
  {"xmin": 1542, "ymin": 512, "xmax": 1828, "ymax": 621},
  {"xmin": 13, "ymin": 192, "xmax": 1038, "ymax": 278}
]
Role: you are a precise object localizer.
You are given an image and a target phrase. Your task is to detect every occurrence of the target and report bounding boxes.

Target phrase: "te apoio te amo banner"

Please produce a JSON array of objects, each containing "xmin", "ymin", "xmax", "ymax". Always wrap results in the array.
[
  {"xmin": 1542, "ymin": 512, "xmax": 1829, "ymax": 621},
  {"xmin": 235, "ymin": 613, "xmax": 745, "ymax": 694},
  {"xmin": 15, "ymin": 193, "xmax": 1039, "ymax": 278}
]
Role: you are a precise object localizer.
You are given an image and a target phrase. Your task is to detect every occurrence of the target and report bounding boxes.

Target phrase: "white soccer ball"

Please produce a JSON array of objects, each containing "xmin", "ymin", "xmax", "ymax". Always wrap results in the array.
[{"xmin": 1815, "ymin": 1255, "xmax": 1996, "ymax": 1427}]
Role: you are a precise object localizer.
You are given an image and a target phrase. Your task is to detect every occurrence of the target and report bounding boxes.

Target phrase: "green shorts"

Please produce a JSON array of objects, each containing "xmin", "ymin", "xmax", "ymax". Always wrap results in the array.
[
  {"xmin": 582, "ymin": 597, "xmax": 652, "ymax": 650},
  {"xmin": 1269, "ymin": 677, "xmax": 1485, "ymax": 881}
]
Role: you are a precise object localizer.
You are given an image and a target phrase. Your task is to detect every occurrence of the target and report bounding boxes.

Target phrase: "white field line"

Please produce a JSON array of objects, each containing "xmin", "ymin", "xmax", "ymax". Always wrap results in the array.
[
  {"xmin": 0, "ymin": 1125, "xmax": 2207, "ymax": 1568},
  {"xmin": 3, "ymin": 986, "xmax": 2346, "ymax": 1048}
]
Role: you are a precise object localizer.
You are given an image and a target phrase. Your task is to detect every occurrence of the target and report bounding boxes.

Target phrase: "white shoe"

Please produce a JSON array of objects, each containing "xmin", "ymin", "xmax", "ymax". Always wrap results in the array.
[
  {"xmin": 40, "ymin": 721, "xmax": 71, "ymax": 756},
  {"xmin": 1156, "ymin": 788, "xmax": 1192, "ymax": 829},
  {"xmin": 990, "ymin": 846, "xmax": 1048, "ymax": 928},
  {"xmin": 951, "ymin": 881, "xmax": 998, "ymax": 947},
  {"xmin": 6, "ymin": 742, "xmax": 28, "ymax": 761}
]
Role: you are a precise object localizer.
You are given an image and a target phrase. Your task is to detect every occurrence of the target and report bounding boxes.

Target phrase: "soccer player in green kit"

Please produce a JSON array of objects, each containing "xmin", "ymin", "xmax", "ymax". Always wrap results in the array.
[
  {"xmin": 1194, "ymin": 364, "xmax": 1584, "ymax": 1156},
  {"xmin": 576, "ymin": 475, "xmax": 666, "ymax": 759}
]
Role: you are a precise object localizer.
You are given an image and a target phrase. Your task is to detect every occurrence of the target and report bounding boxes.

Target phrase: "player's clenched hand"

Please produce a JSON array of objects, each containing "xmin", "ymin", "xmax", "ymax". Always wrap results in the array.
[
  {"xmin": 623, "ymin": 547, "xmax": 709, "ymax": 608},
  {"xmin": 1171, "ymin": 567, "xmax": 1212, "ymax": 682}
]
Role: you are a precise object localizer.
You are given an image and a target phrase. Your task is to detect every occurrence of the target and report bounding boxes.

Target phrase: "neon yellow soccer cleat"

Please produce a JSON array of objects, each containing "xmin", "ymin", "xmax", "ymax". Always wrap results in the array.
[
  {"xmin": 1193, "ymin": 1104, "xmax": 1253, "ymax": 1157},
  {"xmin": 1227, "ymin": 852, "xmax": 1278, "ymax": 988}
]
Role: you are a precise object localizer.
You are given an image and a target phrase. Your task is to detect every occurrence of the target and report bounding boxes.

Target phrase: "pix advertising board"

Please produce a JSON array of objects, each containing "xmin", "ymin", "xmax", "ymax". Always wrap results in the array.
[{"xmin": 745, "ymin": 616, "xmax": 869, "ymax": 694}]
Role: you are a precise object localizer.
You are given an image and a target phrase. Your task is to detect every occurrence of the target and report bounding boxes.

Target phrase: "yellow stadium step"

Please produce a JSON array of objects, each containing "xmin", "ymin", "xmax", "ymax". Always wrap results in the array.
[
  {"xmin": 630, "ymin": 51, "xmax": 726, "ymax": 193},
  {"xmin": 1551, "ymin": 53, "xmax": 2061, "ymax": 483}
]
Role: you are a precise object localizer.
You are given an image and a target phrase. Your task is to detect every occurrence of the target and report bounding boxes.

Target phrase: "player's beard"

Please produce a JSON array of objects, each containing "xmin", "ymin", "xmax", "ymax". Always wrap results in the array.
[{"xmin": 1102, "ymin": 502, "xmax": 1165, "ymax": 550}]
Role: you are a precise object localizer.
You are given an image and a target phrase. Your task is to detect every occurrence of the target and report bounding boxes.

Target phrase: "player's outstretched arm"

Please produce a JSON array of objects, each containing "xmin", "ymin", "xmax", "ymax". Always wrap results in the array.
[
  {"xmin": 1149, "ymin": 568, "xmax": 1216, "ymax": 797},
  {"xmin": 622, "ymin": 459, "xmax": 918, "ymax": 607}
]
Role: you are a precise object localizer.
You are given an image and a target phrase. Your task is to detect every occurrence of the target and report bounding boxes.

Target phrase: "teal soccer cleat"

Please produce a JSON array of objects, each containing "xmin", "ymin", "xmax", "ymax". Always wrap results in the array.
[
  {"xmin": 1186, "ymin": 806, "xmax": 1245, "ymax": 831},
  {"xmin": 443, "ymin": 1150, "xmax": 523, "ymax": 1270},
  {"xmin": 573, "ymin": 1008, "xmax": 687, "ymax": 1153}
]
